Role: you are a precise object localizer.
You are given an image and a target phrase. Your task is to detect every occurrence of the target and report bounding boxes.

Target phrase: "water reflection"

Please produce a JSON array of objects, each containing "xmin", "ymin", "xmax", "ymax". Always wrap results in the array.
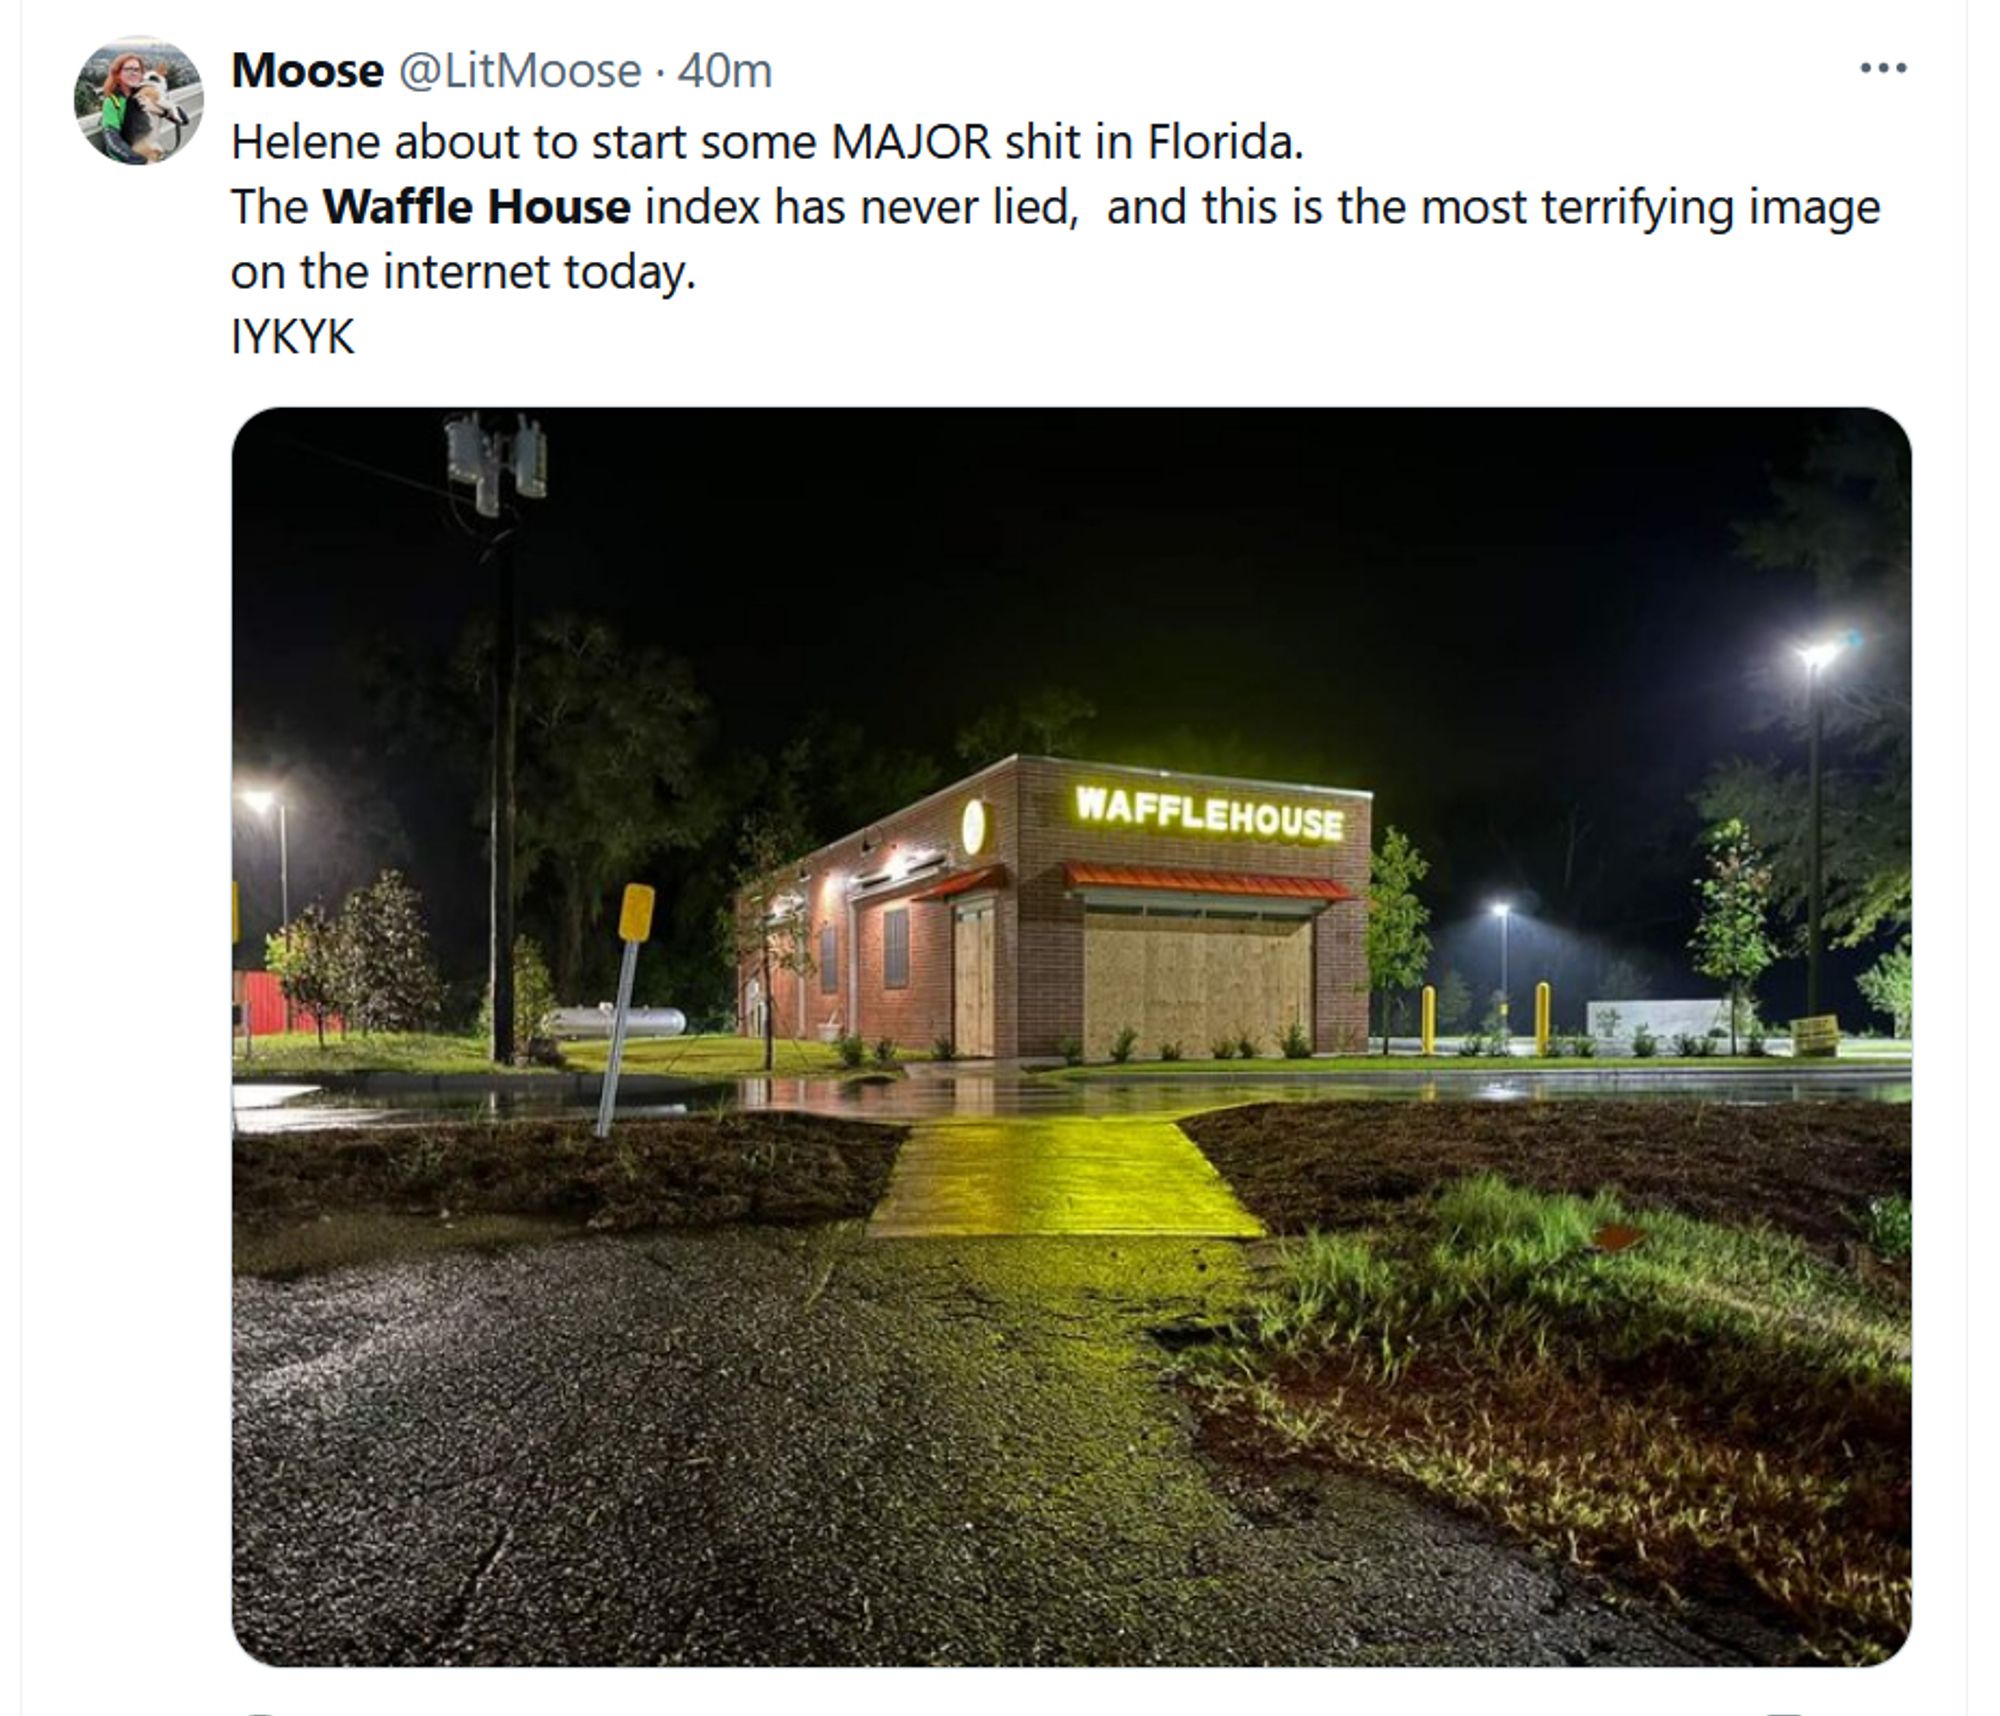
[{"xmin": 233, "ymin": 1066, "xmax": 1912, "ymax": 1133}]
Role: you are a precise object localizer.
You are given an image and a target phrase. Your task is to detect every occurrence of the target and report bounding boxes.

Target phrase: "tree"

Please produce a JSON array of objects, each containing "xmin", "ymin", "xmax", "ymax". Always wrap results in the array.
[
  {"xmin": 1366, "ymin": 828, "xmax": 1432, "ymax": 1056},
  {"xmin": 1596, "ymin": 955, "xmax": 1654, "ymax": 1002},
  {"xmin": 498, "ymin": 616, "xmax": 711, "ymax": 1001},
  {"xmin": 721, "ymin": 806, "xmax": 820, "ymax": 1072},
  {"xmin": 1689, "ymin": 819, "xmax": 1777, "ymax": 1054},
  {"xmin": 955, "ymin": 686, "xmax": 1096, "ymax": 766},
  {"xmin": 1856, "ymin": 941, "xmax": 1913, "ymax": 1038},
  {"xmin": 478, "ymin": 936, "xmax": 559, "ymax": 1057},
  {"xmin": 336, "ymin": 869, "xmax": 444, "ymax": 1032},
  {"xmin": 1434, "ymin": 966, "xmax": 1471, "ymax": 1035},
  {"xmin": 1697, "ymin": 418, "xmax": 1911, "ymax": 948},
  {"xmin": 264, "ymin": 905, "xmax": 344, "ymax": 1048}
]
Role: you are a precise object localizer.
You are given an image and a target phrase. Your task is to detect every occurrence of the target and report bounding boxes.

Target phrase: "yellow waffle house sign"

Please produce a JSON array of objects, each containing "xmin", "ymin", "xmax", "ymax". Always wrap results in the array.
[{"xmin": 1073, "ymin": 782, "xmax": 1345, "ymax": 844}]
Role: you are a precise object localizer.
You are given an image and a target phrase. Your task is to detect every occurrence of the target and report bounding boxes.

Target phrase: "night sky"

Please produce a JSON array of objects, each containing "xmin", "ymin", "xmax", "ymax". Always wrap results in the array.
[{"xmin": 234, "ymin": 407, "xmax": 1891, "ymax": 1022}]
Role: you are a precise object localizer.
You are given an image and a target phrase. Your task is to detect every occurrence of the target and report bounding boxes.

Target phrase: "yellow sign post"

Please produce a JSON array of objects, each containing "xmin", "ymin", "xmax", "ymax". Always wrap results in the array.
[
  {"xmin": 596, "ymin": 884, "xmax": 657, "ymax": 1139},
  {"xmin": 1535, "ymin": 981, "xmax": 1552, "ymax": 1056},
  {"xmin": 1421, "ymin": 984, "xmax": 1436, "ymax": 1056},
  {"xmin": 232, "ymin": 881, "xmax": 250, "ymax": 1060}
]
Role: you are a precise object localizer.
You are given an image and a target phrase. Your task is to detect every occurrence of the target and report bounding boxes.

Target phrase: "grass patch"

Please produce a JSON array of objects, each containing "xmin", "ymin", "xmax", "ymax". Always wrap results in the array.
[
  {"xmin": 231, "ymin": 1031, "xmax": 537, "ymax": 1076},
  {"xmin": 1045, "ymin": 1055, "xmax": 1910, "ymax": 1077},
  {"xmin": 1180, "ymin": 1170, "xmax": 1910, "ymax": 1663},
  {"xmin": 234, "ymin": 1112, "xmax": 907, "ymax": 1275},
  {"xmin": 1182, "ymin": 1098, "xmax": 1910, "ymax": 1255},
  {"xmin": 558, "ymin": 1033, "xmax": 926, "ymax": 1079}
]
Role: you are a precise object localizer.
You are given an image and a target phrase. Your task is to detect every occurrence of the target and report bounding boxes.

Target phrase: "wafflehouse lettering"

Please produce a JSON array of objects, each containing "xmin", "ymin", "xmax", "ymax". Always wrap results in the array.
[{"xmin": 1073, "ymin": 783, "xmax": 1344, "ymax": 843}]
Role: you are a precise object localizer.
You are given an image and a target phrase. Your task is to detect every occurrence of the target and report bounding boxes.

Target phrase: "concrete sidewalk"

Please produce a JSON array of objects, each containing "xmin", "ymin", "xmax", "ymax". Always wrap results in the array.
[{"xmin": 867, "ymin": 1116, "xmax": 1264, "ymax": 1238}]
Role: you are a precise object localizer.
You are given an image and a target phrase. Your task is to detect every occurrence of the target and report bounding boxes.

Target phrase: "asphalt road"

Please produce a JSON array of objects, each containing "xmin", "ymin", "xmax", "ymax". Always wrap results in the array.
[{"xmin": 234, "ymin": 1229, "xmax": 1778, "ymax": 1666}]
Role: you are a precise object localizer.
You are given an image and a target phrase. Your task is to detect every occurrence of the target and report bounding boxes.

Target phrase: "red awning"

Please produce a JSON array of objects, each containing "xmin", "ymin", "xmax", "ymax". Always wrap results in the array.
[
  {"xmin": 1063, "ymin": 861, "xmax": 1355, "ymax": 903},
  {"xmin": 912, "ymin": 863, "xmax": 1010, "ymax": 901}
]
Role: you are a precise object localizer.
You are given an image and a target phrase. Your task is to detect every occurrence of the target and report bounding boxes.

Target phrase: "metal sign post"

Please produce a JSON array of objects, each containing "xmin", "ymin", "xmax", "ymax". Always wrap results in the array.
[
  {"xmin": 232, "ymin": 880, "xmax": 251, "ymax": 1061},
  {"xmin": 595, "ymin": 883, "xmax": 656, "ymax": 1139}
]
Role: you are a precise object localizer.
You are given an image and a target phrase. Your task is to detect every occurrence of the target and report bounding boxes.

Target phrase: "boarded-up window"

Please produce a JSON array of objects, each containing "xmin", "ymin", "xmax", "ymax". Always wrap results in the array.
[
  {"xmin": 820, "ymin": 924, "xmax": 838, "ymax": 993},
  {"xmin": 884, "ymin": 907, "xmax": 910, "ymax": 989}
]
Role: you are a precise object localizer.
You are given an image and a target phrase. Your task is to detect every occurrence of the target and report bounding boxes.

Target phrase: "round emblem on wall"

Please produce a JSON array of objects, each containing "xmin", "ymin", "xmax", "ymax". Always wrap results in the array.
[{"xmin": 961, "ymin": 798, "xmax": 989, "ymax": 855}]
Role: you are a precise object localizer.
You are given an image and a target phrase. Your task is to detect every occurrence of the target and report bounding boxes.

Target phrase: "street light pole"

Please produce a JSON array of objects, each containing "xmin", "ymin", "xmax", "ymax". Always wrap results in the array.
[
  {"xmin": 1490, "ymin": 902, "xmax": 1512, "ymax": 1052},
  {"xmin": 1806, "ymin": 659, "xmax": 1824, "ymax": 1017},
  {"xmin": 238, "ymin": 787, "xmax": 294, "ymax": 1032},
  {"xmin": 1795, "ymin": 635, "xmax": 1854, "ymax": 1019},
  {"xmin": 276, "ymin": 796, "xmax": 290, "ymax": 930}
]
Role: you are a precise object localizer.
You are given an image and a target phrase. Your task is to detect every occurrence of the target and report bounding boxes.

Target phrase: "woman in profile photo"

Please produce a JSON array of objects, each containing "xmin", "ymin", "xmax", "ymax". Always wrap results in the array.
[{"xmin": 98, "ymin": 52, "xmax": 149, "ymax": 163}]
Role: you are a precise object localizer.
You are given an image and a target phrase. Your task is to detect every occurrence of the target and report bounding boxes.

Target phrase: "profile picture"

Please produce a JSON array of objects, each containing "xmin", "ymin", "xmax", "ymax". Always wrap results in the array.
[{"xmin": 77, "ymin": 37, "xmax": 203, "ymax": 163}]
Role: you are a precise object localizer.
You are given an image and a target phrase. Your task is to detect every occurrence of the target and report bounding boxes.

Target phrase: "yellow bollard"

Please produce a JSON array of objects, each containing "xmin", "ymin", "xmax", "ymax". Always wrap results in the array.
[
  {"xmin": 1421, "ymin": 985, "xmax": 1436, "ymax": 1056},
  {"xmin": 1535, "ymin": 981, "xmax": 1552, "ymax": 1055}
]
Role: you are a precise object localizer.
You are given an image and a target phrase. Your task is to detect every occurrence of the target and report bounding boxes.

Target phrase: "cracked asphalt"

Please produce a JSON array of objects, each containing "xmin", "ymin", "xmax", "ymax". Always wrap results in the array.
[{"xmin": 234, "ymin": 1228, "xmax": 1770, "ymax": 1666}]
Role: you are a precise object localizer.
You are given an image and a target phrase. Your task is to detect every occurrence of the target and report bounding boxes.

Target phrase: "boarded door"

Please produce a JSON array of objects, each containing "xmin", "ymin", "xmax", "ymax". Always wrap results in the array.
[
  {"xmin": 954, "ymin": 903, "xmax": 995, "ymax": 1057},
  {"xmin": 1083, "ymin": 912, "xmax": 1312, "ymax": 1059}
]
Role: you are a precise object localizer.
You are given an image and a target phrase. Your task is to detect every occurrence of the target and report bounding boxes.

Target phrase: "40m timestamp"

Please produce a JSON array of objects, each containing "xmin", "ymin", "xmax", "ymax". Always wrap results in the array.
[{"xmin": 679, "ymin": 51, "xmax": 772, "ymax": 90}]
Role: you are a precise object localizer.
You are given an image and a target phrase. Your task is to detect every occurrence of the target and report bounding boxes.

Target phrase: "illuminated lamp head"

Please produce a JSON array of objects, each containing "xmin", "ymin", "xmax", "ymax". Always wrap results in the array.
[{"xmin": 961, "ymin": 798, "xmax": 989, "ymax": 856}]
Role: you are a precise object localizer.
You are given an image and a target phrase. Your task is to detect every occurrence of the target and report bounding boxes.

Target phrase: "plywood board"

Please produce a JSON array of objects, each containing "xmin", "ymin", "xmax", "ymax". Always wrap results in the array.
[
  {"xmin": 954, "ymin": 905, "xmax": 995, "ymax": 1057},
  {"xmin": 1083, "ymin": 913, "xmax": 1312, "ymax": 1059}
]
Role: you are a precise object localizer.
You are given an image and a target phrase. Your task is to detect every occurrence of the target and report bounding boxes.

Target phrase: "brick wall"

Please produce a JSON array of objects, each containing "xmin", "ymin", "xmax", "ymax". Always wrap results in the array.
[
  {"xmin": 738, "ymin": 753, "xmax": 1373, "ymax": 1059},
  {"xmin": 737, "ymin": 757, "xmax": 1020, "ymax": 1054}
]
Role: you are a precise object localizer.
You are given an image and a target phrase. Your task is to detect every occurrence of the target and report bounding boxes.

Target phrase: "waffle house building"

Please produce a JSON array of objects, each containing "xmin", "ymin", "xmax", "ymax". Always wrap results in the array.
[{"xmin": 739, "ymin": 755, "xmax": 1372, "ymax": 1061}]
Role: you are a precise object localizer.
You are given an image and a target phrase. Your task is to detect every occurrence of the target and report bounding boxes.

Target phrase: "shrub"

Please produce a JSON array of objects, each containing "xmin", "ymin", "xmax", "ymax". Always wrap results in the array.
[
  {"xmin": 1280, "ymin": 1020, "xmax": 1313, "ymax": 1060},
  {"xmin": 1672, "ymin": 1031, "xmax": 1700, "ymax": 1057},
  {"xmin": 1456, "ymin": 1032, "xmax": 1486, "ymax": 1057},
  {"xmin": 1159, "ymin": 1040, "xmax": 1184, "ymax": 1062},
  {"xmin": 835, "ymin": 1033, "xmax": 868, "ymax": 1069},
  {"xmin": 1110, "ymin": 1024, "xmax": 1139, "ymax": 1064},
  {"xmin": 1745, "ymin": 1026, "xmax": 1769, "ymax": 1057},
  {"xmin": 266, "ymin": 904, "xmax": 346, "ymax": 1048},
  {"xmin": 336, "ymin": 869, "xmax": 444, "ymax": 1032},
  {"xmin": 1863, "ymin": 1195, "xmax": 1912, "ymax": 1262},
  {"xmin": 931, "ymin": 1034, "xmax": 957, "ymax": 1062},
  {"xmin": 1631, "ymin": 1024, "xmax": 1658, "ymax": 1057},
  {"xmin": 872, "ymin": 1036, "xmax": 898, "ymax": 1066},
  {"xmin": 1571, "ymin": 1032, "xmax": 1596, "ymax": 1059},
  {"xmin": 1058, "ymin": 1033, "xmax": 1084, "ymax": 1066},
  {"xmin": 1210, "ymin": 1037, "xmax": 1238, "ymax": 1061},
  {"xmin": 476, "ymin": 935, "xmax": 558, "ymax": 1061},
  {"xmin": 1596, "ymin": 1007, "xmax": 1622, "ymax": 1046},
  {"xmin": 1236, "ymin": 1030, "xmax": 1260, "ymax": 1061}
]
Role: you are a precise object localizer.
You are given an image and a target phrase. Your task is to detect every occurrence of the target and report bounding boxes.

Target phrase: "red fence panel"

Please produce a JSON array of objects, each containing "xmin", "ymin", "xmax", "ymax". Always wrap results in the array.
[{"xmin": 233, "ymin": 970, "xmax": 342, "ymax": 1038}]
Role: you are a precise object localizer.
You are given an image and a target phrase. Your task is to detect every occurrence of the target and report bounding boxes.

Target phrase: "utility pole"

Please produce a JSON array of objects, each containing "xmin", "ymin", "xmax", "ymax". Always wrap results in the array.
[{"xmin": 446, "ymin": 413, "xmax": 549, "ymax": 1065}]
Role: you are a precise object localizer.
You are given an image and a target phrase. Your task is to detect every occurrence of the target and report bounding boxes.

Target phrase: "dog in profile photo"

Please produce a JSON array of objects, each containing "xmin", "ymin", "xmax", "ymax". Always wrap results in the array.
[{"xmin": 122, "ymin": 65, "xmax": 189, "ymax": 161}]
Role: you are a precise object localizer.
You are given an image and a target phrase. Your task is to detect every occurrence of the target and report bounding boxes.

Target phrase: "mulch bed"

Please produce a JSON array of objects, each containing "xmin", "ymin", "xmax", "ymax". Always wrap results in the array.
[
  {"xmin": 1181, "ymin": 1099, "xmax": 1910, "ymax": 1250},
  {"xmin": 234, "ymin": 1113, "xmax": 907, "ymax": 1233}
]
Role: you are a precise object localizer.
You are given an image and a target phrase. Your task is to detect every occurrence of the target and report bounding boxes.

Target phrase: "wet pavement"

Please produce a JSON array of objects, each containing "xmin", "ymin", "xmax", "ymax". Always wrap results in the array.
[
  {"xmin": 233, "ymin": 1065, "xmax": 1912, "ymax": 1133},
  {"xmin": 233, "ymin": 1229, "xmax": 1769, "ymax": 1666},
  {"xmin": 867, "ymin": 1117, "xmax": 1264, "ymax": 1238}
]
